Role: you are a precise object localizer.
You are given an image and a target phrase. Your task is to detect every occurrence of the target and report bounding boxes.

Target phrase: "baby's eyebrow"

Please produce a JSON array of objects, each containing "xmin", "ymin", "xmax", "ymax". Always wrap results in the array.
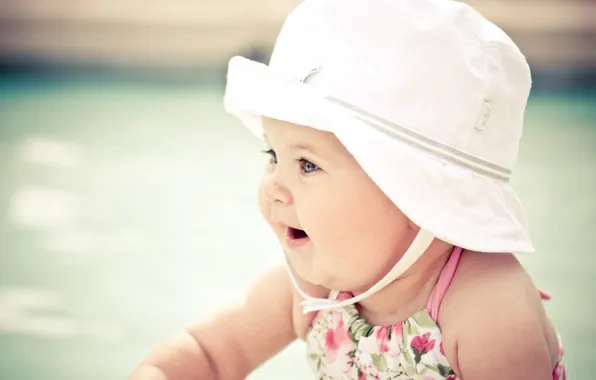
[
  {"xmin": 291, "ymin": 142, "xmax": 320, "ymax": 155},
  {"xmin": 263, "ymin": 134, "xmax": 322, "ymax": 155}
]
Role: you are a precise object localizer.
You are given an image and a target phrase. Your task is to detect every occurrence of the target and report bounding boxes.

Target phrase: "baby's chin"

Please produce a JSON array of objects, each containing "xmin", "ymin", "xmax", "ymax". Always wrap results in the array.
[
  {"xmin": 284, "ymin": 252, "xmax": 330, "ymax": 287},
  {"xmin": 283, "ymin": 246, "xmax": 371, "ymax": 292},
  {"xmin": 286, "ymin": 259, "xmax": 355, "ymax": 292}
]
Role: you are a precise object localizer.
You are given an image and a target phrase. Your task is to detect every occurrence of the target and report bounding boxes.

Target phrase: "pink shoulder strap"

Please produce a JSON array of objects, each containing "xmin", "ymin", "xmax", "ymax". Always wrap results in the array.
[
  {"xmin": 425, "ymin": 248, "xmax": 553, "ymax": 322},
  {"xmin": 426, "ymin": 246, "xmax": 463, "ymax": 322}
]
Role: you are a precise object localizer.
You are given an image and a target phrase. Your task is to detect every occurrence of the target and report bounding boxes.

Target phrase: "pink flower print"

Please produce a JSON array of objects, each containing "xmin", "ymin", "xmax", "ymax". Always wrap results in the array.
[
  {"xmin": 357, "ymin": 369, "xmax": 367, "ymax": 380},
  {"xmin": 411, "ymin": 332, "xmax": 436, "ymax": 354},
  {"xmin": 375, "ymin": 326, "xmax": 390, "ymax": 353},
  {"xmin": 374, "ymin": 323, "xmax": 403, "ymax": 356},
  {"xmin": 392, "ymin": 323, "xmax": 403, "ymax": 342},
  {"xmin": 337, "ymin": 291, "xmax": 353, "ymax": 301},
  {"xmin": 440, "ymin": 341, "xmax": 445, "ymax": 356},
  {"xmin": 324, "ymin": 319, "xmax": 351, "ymax": 364},
  {"xmin": 325, "ymin": 320, "xmax": 348, "ymax": 350},
  {"xmin": 411, "ymin": 332, "xmax": 436, "ymax": 364},
  {"xmin": 447, "ymin": 375, "xmax": 457, "ymax": 380}
]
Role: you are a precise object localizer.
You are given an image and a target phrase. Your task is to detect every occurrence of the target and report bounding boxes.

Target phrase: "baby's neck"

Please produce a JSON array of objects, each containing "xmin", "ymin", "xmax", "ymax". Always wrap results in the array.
[{"xmin": 353, "ymin": 245, "xmax": 453, "ymax": 326}]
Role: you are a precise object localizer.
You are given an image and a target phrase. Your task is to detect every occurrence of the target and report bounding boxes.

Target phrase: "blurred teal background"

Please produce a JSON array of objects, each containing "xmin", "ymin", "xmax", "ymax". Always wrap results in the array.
[{"xmin": 0, "ymin": 1, "xmax": 595, "ymax": 379}]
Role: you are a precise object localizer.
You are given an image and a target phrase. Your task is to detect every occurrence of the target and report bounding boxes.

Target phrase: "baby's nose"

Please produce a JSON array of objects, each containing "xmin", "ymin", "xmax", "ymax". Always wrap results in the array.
[{"xmin": 262, "ymin": 177, "xmax": 293, "ymax": 205}]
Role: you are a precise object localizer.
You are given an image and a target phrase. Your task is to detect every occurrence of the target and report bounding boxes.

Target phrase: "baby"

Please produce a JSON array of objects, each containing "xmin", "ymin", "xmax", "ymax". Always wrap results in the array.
[{"xmin": 129, "ymin": 0, "xmax": 567, "ymax": 379}]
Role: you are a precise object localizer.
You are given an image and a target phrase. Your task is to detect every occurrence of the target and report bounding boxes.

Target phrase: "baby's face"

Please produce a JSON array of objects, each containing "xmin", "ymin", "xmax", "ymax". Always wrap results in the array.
[{"xmin": 259, "ymin": 117, "xmax": 417, "ymax": 292}]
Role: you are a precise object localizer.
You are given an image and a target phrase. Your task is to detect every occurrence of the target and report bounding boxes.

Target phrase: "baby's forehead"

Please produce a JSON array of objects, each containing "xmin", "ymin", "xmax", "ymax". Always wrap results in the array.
[{"xmin": 262, "ymin": 117, "xmax": 350, "ymax": 157}]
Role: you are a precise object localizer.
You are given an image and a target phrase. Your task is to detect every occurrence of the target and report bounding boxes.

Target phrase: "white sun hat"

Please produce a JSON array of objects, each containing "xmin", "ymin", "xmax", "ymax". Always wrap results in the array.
[{"xmin": 224, "ymin": 0, "xmax": 535, "ymax": 313}]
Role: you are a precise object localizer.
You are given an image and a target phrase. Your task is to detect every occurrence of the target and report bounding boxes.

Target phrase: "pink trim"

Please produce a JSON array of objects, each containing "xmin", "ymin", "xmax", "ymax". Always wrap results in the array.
[
  {"xmin": 426, "ymin": 246, "xmax": 463, "ymax": 322},
  {"xmin": 539, "ymin": 289, "xmax": 552, "ymax": 300}
]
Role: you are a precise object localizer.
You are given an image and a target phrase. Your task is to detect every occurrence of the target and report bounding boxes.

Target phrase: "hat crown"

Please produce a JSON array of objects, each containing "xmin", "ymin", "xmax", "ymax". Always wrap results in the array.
[{"xmin": 269, "ymin": 0, "xmax": 532, "ymax": 172}]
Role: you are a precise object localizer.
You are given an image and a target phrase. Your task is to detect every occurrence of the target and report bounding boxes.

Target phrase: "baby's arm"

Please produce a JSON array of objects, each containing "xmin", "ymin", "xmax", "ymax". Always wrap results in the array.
[
  {"xmin": 454, "ymin": 294, "xmax": 554, "ymax": 379},
  {"xmin": 441, "ymin": 253, "xmax": 559, "ymax": 380},
  {"xmin": 128, "ymin": 262, "xmax": 298, "ymax": 380}
]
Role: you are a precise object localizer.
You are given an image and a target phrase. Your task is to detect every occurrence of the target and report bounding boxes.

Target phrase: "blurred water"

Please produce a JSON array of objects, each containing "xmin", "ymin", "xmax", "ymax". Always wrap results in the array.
[{"xmin": 0, "ymin": 74, "xmax": 594, "ymax": 379}]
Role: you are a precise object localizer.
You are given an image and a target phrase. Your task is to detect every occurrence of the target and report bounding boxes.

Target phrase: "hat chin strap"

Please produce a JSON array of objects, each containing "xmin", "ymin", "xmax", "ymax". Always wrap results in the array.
[{"xmin": 284, "ymin": 229, "xmax": 435, "ymax": 314}]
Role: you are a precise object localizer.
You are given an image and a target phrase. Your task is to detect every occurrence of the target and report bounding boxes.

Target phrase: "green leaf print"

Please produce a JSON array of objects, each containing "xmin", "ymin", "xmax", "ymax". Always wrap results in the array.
[
  {"xmin": 349, "ymin": 315, "xmax": 374, "ymax": 343},
  {"xmin": 404, "ymin": 365, "xmax": 416, "ymax": 377},
  {"xmin": 371, "ymin": 354, "xmax": 389, "ymax": 372},
  {"xmin": 405, "ymin": 321, "xmax": 413, "ymax": 336},
  {"xmin": 411, "ymin": 323, "xmax": 420, "ymax": 335},
  {"xmin": 437, "ymin": 363, "xmax": 455, "ymax": 377},
  {"xmin": 308, "ymin": 353, "xmax": 319, "ymax": 361},
  {"xmin": 412, "ymin": 347, "xmax": 422, "ymax": 364},
  {"xmin": 412, "ymin": 311, "xmax": 437, "ymax": 329},
  {"xmin": 404, "ymin": 320, "xmax": 420, "ymax": 337},
  {"xmin": 424, "ymin": 363, "xmax": 439, "ymax": 373},
  {"xmin": 348, "ymin": 313, "xmax": 363, "ymax": 325},
  {"xmin": 402, "ymin": 347, "xmax": 415, "ymax": 367}
]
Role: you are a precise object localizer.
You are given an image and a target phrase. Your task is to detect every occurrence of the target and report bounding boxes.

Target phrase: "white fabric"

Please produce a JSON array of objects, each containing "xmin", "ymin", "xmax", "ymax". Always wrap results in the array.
[{"xmin": 223, "ymin": 0, "xmax": 535, "ymax": 312}]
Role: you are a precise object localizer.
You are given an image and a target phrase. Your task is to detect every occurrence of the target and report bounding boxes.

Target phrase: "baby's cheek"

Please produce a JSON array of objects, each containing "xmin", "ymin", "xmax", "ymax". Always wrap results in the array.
[{"xmin": 305, "ymin": 218, "xmax": 342, "ymax": 257}]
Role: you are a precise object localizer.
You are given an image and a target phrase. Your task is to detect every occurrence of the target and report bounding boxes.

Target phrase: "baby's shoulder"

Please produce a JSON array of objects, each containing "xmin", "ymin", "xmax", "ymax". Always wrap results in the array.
[
  {"xmin": 441, "ymin": 250, "xmax": 554, "ymax": 330},
  {"xmin": 446, "ymin": 250, "xmax": 539, "ymax": 309},
  {"xmin": 439, "ymin": 250, "xmax": 542, "ymax": 334},
  {"xmin": 438, "ymin": 251, "xmax": 561, "ymax": 377}
]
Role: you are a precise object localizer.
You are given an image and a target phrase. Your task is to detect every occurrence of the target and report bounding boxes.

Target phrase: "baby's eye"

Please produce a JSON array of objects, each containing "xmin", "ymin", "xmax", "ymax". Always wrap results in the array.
[
  {"xmin": 262, "ymin": 149, "xmax": 277, "ymax": 164},
  {"xmin": 299, "ymin": 158, "xmax": 320, "ymax": 174}
]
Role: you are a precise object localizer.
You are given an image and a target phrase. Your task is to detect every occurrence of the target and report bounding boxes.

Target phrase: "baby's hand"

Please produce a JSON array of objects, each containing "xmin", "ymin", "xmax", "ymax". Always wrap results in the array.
[{"xmin": 128, "ymin": 365, "xmax": 168, "ymax": 380}]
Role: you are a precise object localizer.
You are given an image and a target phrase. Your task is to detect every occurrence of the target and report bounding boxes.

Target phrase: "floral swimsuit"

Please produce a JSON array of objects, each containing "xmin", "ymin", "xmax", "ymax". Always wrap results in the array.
[{"xmin": 305, "ymin": 247, "xmax": 567, "ymax": 379}]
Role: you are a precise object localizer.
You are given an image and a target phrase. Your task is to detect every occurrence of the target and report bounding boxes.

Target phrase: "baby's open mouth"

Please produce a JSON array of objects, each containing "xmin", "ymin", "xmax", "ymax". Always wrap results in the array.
[{"xmin": 288, "ymin": 227, "xmax": 309, "ymax": 240}]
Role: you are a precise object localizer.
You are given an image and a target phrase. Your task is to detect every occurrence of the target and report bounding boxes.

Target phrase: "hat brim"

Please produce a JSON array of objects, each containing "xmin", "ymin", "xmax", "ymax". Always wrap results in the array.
[{"xmin": 224, "ymin": 56, "xmax": 534, "ymax": 253}]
